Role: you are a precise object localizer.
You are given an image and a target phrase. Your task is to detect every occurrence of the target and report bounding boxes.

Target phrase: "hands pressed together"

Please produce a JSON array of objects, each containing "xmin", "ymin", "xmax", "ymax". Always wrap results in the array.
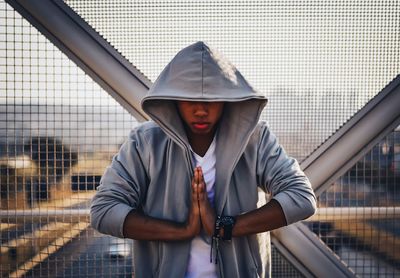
[
  {"xmin": 123, "ymin": 166, "xmax": 286, "ymax": 241},
  {"xmin": 185, "ymin": 166, "xmax": 216, "ymax": 238},
  {"xmin": 122, "ymin": 166, "xmax": 218, "ymax": 241}
]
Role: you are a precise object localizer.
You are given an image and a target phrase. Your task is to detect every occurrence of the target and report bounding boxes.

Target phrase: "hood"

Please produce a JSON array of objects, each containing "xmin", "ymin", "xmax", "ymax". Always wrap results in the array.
[
  {"xmin": 141, "ymin": 41, "xmax": 267, "ymax": 213},
  {"xmin": 141, "ymin": 41, "xmax": 267, "ymax": 146}
]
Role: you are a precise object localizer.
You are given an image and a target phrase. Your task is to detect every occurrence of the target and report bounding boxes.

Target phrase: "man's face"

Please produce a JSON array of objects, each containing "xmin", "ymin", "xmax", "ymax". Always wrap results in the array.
[{"xmin": 177, "ymin": 101, "xmax": 224, "ymax": 136}]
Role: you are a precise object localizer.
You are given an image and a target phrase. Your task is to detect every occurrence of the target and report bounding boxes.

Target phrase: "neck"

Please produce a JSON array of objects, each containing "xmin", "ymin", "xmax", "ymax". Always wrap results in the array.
[{"xmin": 187, "ymin": 132, "xmax": 215, "ymax": 157}]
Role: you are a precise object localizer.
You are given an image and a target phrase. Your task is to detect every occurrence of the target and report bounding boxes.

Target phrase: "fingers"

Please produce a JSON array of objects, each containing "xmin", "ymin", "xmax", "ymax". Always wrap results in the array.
[
  {"xmin": 195, "ymin": 167, "xmax": 206, "ymax": 202},
  {"xmin": 191, "ymin": 166, "xmax": 215, "ymax": 236},
  {"xmin": 191, "ymin": 184, "xmax": 199, "ymax": 217},
  {"xmin": 197, "ymin": 167, "xmax": 205, "ymax": 183},
  {"xmin": 192, "ymin": 167, "xmax": 199, "ymax": 191},
  {"xmin": 192, "ymin": 166, "xmax": 203, "ymax": 190},
  {"xmin": 195, "ymin": 167, "xmax": 204, "ymax": 186},
  {"xmin": 197, "ymin": 181, "xmax": 205, "ymax": 202},
  {"xmin": 192, "ymin": 166, "xmax": 207, "ymax": 204},
  {"xmin": 191, "ymin": 167, "xmax": 202, "ymax": 213}
]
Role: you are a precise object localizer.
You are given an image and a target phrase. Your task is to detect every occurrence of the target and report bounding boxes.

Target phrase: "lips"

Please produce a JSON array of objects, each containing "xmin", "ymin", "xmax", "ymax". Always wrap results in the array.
[{"xmin": 192, "ymin": 123, "xmax": 210, "ymax": 130}]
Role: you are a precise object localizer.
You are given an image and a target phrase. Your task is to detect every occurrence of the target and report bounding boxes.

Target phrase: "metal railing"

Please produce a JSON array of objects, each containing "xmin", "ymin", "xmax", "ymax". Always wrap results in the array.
[{"xmin": 2, "ymin": 207, "xmax": 399, "ymax": 222}]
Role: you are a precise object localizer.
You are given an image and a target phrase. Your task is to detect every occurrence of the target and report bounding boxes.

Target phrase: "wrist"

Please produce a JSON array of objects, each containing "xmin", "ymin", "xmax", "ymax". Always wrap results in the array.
[
  {"xmin": 202, "ymin": 215, "xmax": 215, "ymax": 236},
  {"xmin": 199, "ymin": 202, "xmax": 216, "ymax": 236},
  {"xmin": 210, "ymin": 215, "xmax": 236, "ymax": 264},
  {"xmin": 183, "ymin": 220, "xmax": 200, "ymax": 240},
  {"xmin": 214, "ymin": 215, "xmax": 236, "ymax": 241}
]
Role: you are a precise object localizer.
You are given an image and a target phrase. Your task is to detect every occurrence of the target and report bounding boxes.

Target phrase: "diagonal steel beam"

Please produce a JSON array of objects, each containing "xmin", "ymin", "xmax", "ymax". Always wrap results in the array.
[
  {"xmin": 301, "ymin": 75, "xmax": 400, "ymax": 196},
  {"xmin": 271, "ymin": 75, "xmax": 400, "ymax": 277},
  {"xmin": 5, "ymin": 0, "xmax": 151, "ymax": 122}
]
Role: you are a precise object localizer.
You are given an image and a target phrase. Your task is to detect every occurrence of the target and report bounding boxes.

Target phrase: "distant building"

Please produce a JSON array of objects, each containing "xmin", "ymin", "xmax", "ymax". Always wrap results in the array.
[{"xmin": 0, "ymin": 155, "xmax": 37, "ymax": 210}]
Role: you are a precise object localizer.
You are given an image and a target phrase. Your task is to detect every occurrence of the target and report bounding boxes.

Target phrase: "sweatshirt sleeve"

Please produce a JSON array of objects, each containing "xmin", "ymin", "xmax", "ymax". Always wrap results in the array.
[
  {"xmin": 90, "ymin": 129, "xmax": 150, "ymax": 238},
  {"xmin": 256, "ymin": 123, "xmax": 316, "ymax": 225}
]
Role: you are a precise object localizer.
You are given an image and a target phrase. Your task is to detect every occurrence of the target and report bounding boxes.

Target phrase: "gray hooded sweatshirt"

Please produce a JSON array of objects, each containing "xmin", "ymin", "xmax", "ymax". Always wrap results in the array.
[{"xmin": 91, "ymin": 41, "xmax": 316, "ymax": 278}]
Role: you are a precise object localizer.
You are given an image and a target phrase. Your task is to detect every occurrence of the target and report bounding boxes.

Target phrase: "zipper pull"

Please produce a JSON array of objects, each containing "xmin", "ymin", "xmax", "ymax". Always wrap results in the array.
[
  {"xmin": 215, "ymin": 237, "xmax": 219, "ymax": 264},
  {"xmin": 210, "ymin": 237, "xmax": 214, "ymax": 263},
  {"xmin": 211, "ymin": 215, "xmax": 221, "ymax": 264}
]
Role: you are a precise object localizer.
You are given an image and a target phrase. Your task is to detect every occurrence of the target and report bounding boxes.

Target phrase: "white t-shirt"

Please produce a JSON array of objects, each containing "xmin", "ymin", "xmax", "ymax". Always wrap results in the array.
[{"xmin": 185, "ymin": 138, "xmax": 217, "ymax": 278}]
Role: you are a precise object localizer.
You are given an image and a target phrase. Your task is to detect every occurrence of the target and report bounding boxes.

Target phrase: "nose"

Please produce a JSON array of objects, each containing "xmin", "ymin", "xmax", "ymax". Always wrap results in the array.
[{"xmin": 193, "ymin": 102, "xmax": 208, "ymax": 117}]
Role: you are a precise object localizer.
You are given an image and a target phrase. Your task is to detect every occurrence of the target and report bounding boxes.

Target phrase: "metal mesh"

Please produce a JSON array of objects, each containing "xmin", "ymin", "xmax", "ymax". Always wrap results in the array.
[
  {"xmin": 271, "ymin": 244, "xmax": 305, "ymax": 278},
  {"xmin": 1, "ymin": 0, "xmax": 400, "ymax": 277},
  {"xmin": 65, "ymin": 0, "xmax": 400, "ymax": 161},
  {"xmin": 308, "ymin": 126, "xmax": 400, "ymax": 277},
  {"xmin": 0, "ymin": 2, "xmax": 137, "ymax": 277}
]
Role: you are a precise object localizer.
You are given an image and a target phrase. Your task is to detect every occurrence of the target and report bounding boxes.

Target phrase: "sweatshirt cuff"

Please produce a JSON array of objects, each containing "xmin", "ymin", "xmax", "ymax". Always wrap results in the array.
[
  {"xmin": 272, "ymin": 193, "xmax": 315, "ymax": 225},
  {"xmin": 104, "ymin": 203, "xmax": 135, "ymax": 238}
]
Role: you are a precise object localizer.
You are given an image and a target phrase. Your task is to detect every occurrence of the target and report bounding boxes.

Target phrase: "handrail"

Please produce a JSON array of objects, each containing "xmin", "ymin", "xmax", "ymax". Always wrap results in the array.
[
  {"xmin": 2, "ymin": 207, "xmax": 399, "ymax": 222},
  {"xmin": 0, "ymin": 209, "xmax": 90, "ymax": 223}
]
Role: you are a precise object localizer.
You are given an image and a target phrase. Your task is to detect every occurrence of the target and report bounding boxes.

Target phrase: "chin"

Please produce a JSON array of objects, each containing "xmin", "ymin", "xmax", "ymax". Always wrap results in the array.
[{"xmin": 191, "ymin": 128, "xmax": 213, "ymax": 135}]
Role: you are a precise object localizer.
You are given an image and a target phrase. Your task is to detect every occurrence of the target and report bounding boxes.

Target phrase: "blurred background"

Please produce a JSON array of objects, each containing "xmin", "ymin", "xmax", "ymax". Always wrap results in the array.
[{"xmin": 0, "ymin": 0, "xmax": 399, "ymax": 277}]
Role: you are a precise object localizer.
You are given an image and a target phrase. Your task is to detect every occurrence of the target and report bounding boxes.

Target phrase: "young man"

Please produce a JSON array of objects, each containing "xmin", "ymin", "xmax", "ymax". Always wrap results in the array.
[{"xmin": 91, "ymin": 41, "xmax": 316, "ymax": 277}]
